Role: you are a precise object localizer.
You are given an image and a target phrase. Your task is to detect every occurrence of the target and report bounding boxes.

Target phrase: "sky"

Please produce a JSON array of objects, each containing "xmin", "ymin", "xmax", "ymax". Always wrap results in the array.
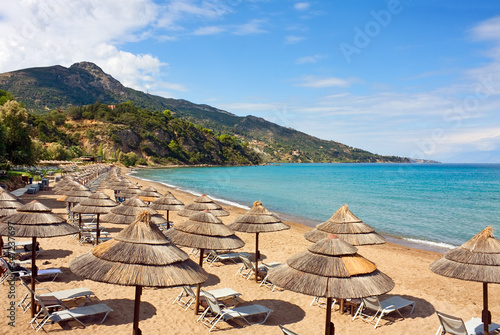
[{"xmin": 1, "ymin": 0, "xmax": 500, "ymax": 163}]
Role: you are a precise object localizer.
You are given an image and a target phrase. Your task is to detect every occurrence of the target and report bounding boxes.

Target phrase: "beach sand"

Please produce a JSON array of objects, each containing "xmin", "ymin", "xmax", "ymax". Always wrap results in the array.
[{"xmin": 1, "ymin": 169, "xmax": 499, "ymax": 335}]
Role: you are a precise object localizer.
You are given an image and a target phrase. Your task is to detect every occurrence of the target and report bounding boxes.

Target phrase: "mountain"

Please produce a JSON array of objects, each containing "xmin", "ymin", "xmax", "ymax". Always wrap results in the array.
[{"xmin": 0, "ymin": 62, "xmax": 409, "ymax": 163}]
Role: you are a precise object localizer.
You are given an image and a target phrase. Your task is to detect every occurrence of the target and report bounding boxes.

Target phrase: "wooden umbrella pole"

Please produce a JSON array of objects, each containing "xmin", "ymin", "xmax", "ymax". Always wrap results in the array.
[
  {"xmin": 133, "ymin": 285, "xmax": 142, "ymax": 335},
  {"xmin": 78, "ymin": 214, "xmax": 82, "ymax": 240},
  {"xmin": 325, "ymin": 297, "xmax": 332, "ymax": 335},
  {"xmin": 30, "ymin": 236, "xmax": 37, "ymax": 318},
  {"xmin": 255, "ymin": 232, "xmax": 259, "ymax": 283},
  {"xmin": 166, "ymin": 210, "xmax": 170, "ymax": 229},
  {"xmin": 194, "ymin": 248, "xmax": 204, "ymax": 315},
  {"xmin": 483, "ymin": 282, "xmax": 490, "ymax": 335},
  {"xmin": 96, "ymin": 213, "xmax": 100, "ymax": 245}
]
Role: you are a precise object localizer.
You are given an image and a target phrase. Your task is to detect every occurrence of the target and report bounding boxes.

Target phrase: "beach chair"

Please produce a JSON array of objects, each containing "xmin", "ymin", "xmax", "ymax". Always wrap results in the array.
[
  {"xmin": 17, "ymin": 277, "xmax": 95, "ymax": 312},
  {"xmin": 30, "ymin": 297, "xmax": 113, "ymax": 332},
  {"xmin": 435, "ymin": 311, "xmax": 500, "ymax": 335},
  {"xmin": 235, "ymin": 255, "xmax": 267, "ymax": 280},
  {"xmin": 310, "ymin": 296, "xmax": 337, "ymax": 309},
  {"xmin": 205, "ymin": 250, "xmax": 251, "ymax": 267},
  {"xmin": 259, "ymin": 262, "xmax": 282, "ymax": 291},
  {"xmin": 173, "ymin": 286, "xmax": 242, "ymax": 311},
  {"xmin": 0, "ymin": 258, "xmax": 57, "ymax": 284},
  {"xmin": 279, "ymin": 325, "xmax": 301, "ymax": 335},
  {"xmin": 198, "ymin": 291, "xmax": 273, "ymax": 332},
  {"xmin": 353, "ymin": 295, "xmax": 415, "ymax": 329}
]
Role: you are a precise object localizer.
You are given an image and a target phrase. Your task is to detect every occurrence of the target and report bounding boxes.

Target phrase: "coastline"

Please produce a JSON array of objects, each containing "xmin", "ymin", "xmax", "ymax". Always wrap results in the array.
[{"xmin": 128, "ymin": 168, "xmax": 453, "ymax": 254}]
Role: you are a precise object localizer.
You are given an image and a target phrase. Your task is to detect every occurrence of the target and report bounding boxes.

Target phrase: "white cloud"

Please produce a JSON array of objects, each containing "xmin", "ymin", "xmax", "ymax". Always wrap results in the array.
[
  {"xmin": 296, "ymin": 54, "xmax": 325, "ymax": 64},
  {"xmin": 0, "ymin": 0, "xmax": 168, "ymax": 92},
  {"xmin": 285, "ymin": 35, "xmax": 305, "ymax": 44},
  {"xmin": 233, "ymin": 19, "xmax": 267, "ymax": 35},
  {"xmin": 294, "ymin": 2, "xmax": 310, "ymax": 11},
  {"xmin": 298, "ymin": 76, "xmax": 360, "ymax": 88},
  {"xmin": 193, "ymin": 26, "xmax": 226, "ymax": 35}
]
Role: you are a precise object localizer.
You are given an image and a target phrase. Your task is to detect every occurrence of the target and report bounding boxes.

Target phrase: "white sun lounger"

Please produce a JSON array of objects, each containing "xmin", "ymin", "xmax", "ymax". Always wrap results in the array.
[
  {"xmin": 198, "ymin": 291, "xmax": 272, "ymax": 332},
  {"xmin": 30, "ymin": 299, "xmax": 113, "ymax": 332},
  {"xmin": 173, "ymin": 286, "xmax": 241, "ymax": 311}
]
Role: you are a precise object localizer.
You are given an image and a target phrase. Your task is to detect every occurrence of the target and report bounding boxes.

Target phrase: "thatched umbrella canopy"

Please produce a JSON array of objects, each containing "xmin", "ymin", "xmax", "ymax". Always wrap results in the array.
[
  {"xmin": 228, "ymin": 201, "xmax": 290, "ymax": 282},
  {"xmin": 165, "ymin": 210, "xmax": 244, "ymax": 314},
  {"xmin": 119, "ymin": 184, "xmax": 142, "ymax": 201},
  {"xmin": 70, "ymin": 211, "xmax": 208, "ymax": 335},
  {"xmin": 0, "ymin": 200, "xmax": 78, "ymax": 317},
  {"xmin": 56, "ymin": 183, "xmax": 93, "ymax": 224},
  {"xmin": 0, "ymin": 189, "xmax": 23, "ymax": 251},
  {"xmin": 0, "ymin": 189, "xmax": 22, "ymax": 218},
  {"xmin": 101, "ymin": 197, "xmax": 167, "ymax": 226},
  {"xmin": 304, "ymin": 204, "xmax": 385, "ymax": 245},
  {"xmin": 268, "ymin": 234, "xmax": 394, "ymax": 335},
  {"xmin": 137, "ymin": 187, "xmax": 161, "ymax": 204},
  {"xmin": 177, "ymin": 194, "xmax": 229, "ymax": 217},
  {"xmin": 150, "ymin": 191, "xmax": 184, "ymax": 229},
  {"xmin": 107, "ymin": 178, "xmax": 134, "ymax": 201},
  {"xmin": 430, "ymin": 227, "xmax": 500, "ymax": 335},
  {"xmin": 72, "ymin": 192, "xmax": 117, "ymax": 244}
]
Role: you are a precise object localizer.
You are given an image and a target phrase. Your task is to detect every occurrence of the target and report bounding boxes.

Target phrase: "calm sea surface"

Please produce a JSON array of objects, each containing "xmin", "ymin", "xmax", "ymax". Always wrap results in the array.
[{"xmin": 131, "ymin": 163, "xmax": 500, "ymax": 249}]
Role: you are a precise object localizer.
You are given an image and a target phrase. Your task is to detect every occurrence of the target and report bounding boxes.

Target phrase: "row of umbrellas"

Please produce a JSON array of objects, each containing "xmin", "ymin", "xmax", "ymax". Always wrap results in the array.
[{"xmin": 1, "ymin": 167, "xmax": 498, "ymax": 335}]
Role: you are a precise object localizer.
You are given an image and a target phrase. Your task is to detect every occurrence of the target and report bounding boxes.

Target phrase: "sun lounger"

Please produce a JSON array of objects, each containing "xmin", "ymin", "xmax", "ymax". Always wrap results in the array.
[
  {"xmin": 435, "ymin": 311, "xmax": 500, "ymax": 335},
  {"xmin": 1, "ymin": 258, "xmax": 59, "ymax": 284},
  {"xmin": 235, "ymin": 255, "xmax": 268, "ymax": 280},
  {"xmin": 205, "ymin": 250, "xmax": 251, "ymax": 267},
  {"xmin": 259, "ymin": 262, "xmax": 282, "ymax": 291},
  {"xmin": 279, "ymin": 325, "xmax": 301, "ymax": 335},
  {"xmin": 30, "ymin": 298, "xmax": 113, "ymax": 332},
  {"xmin": 198, "ymin": 291, "xmax": 272, "ymax": 332},
  {"xmin": 18, "ymin": 277, "xmax": 95, "ymax": 312},
  {"xmin": 173, "ymin": 286, "xmax": 242, "ymax": 311},
  {"xmin": 353, "ymin": 295, "xmax": 415, "ymax": 329}
]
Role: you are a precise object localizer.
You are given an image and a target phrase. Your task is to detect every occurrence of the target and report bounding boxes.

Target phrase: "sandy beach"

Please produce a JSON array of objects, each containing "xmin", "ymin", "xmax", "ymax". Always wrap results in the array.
[{"xmin": 1, "ymin": 168, "xmax": 499, "ymax": 335}]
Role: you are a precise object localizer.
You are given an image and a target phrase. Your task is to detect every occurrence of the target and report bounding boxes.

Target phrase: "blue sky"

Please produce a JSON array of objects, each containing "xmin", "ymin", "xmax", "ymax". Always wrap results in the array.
[{"xmin": 1, "ymin": 1, "xmax": 500, "ymax": 163}]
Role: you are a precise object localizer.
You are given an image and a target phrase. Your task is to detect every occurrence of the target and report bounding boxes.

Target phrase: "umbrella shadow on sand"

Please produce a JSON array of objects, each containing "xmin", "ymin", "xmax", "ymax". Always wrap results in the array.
[
  {"xmin": 230, "ymin": 299, "xmax": 306, "ymax": 327},
  {"xmin": 38, "ymin": 248, "xmax": 73, "ymax": 260},
  {"xmin": 90, "ymin": 298, "xmax": 157, "ymax": 327},
  {"xmin": 202, "ymin": 273, "xmax": 222, "ymax": 286}
]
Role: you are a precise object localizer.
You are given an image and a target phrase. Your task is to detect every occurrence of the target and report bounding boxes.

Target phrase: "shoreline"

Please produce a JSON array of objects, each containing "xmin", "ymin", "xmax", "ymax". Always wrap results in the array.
[{"xmin": 128, "ymin": 169, "xmax": 452, "ymax": 254}]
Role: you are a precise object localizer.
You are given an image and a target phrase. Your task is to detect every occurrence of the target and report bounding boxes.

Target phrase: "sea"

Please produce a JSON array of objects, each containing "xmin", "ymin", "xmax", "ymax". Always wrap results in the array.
[{"xmin": 130, "ymin": 163, "xmax": 500, "ymax": 252}]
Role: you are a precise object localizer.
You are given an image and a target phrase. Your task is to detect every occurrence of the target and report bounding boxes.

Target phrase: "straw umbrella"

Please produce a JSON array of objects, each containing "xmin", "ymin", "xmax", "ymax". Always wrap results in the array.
[
  {"xmin": 101, "ymin": 197, "xmax": 167, "ymax": 226},
  {"xmin": 268, "ymin": 234, "xmax": 395, "ymax": 335},
  {"xmin": 56, "ymin": 183, "xmax": 93, "ymax": 224},
  {"xmin": 119, "ymin": 184, "xmax": 142, "ymax": 201},
  {"xmin": 70, "ymin": 211, "xmax": 208, "ymax": 335},
  {"xmin": 0, "ymin": 189, "xmax": 22, "ymax": 250},
  {"xmin": 177, "ymin": 194, "xmax": 229, "ymax": 217},
  {"xmin": 71, "ymin": 192, "xmax": 117, "ymax": 245},
  {"xmin": 430, "ymin": 227, "xmax": 500, "ymax": 335},
  {"xmin": 304, "ymin": 204, "xmax": 385, "ymax": 245},
  {"xmin": 137, "ymin": 187, "xmax": 161, "ymax": 204},
  {"xmin": 0, "ymin": 200, "xmax": 78, "ymax": 317},
  {"xmin": 228, "ymin": 201, "xmax": 290, "ymax": 282},
  {"xmin": 150, "ymin": 191, "xmax": 184, "ymax": 229},
  {"xmin": 165, "ymin": 210, "xmax": 244, "ymax": 314}
]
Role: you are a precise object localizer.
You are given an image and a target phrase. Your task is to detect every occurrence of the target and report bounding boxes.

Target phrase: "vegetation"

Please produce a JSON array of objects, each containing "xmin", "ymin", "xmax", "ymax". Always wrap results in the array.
[
  {"xmin": 0, "ymin": 90, "xmax": 261, "ymax": 167},
  {"xmin": 0, "ymin": 62, "xmax": 409, "ymax": 163}
]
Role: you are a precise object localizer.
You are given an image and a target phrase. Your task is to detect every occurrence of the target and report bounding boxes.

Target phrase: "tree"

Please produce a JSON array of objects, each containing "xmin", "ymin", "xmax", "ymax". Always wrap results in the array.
[{"xmin": 0, "ymin": 100, "xmax": 35, "ymax": 165}]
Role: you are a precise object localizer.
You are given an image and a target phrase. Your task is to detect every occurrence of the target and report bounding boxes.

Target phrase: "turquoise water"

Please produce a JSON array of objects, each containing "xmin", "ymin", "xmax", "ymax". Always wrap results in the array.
[{"xmin": 131, "ymin": 163, "xmax": 500, "ymax": 248}]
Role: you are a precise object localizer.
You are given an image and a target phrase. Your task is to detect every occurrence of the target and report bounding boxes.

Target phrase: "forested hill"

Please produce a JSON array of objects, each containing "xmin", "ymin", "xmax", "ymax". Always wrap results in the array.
[{"xmin": 0, "ymin": 62, "xmax": 409, "ymax": 163}]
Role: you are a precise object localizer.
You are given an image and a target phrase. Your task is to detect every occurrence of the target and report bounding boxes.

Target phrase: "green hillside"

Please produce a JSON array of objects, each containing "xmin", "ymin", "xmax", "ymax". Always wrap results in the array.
[{"xmin": 0, "ymin": 62, "xmax": 409, "ymax": 163}]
